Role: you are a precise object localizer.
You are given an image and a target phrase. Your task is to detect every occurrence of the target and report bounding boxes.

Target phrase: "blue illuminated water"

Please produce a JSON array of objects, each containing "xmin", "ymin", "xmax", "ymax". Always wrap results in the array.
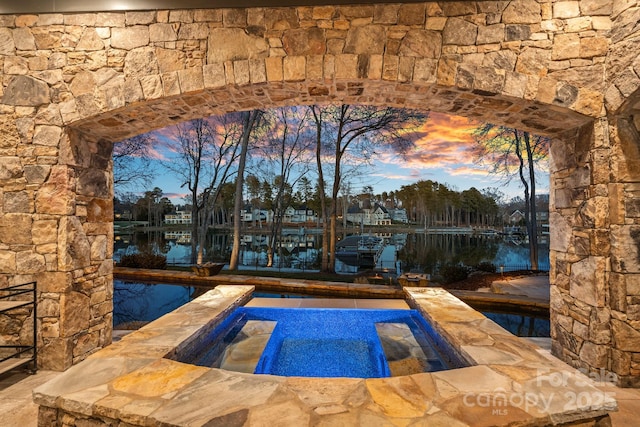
[{"xmin": 178, "ymin": 307, "xmax": 466, "ymax": 378}]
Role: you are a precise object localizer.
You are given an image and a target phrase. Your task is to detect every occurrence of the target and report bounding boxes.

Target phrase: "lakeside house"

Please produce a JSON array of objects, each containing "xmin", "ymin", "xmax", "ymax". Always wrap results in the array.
[{"xmin": 346, "ymin": 203, "xmax": 392, "ymax": 226}]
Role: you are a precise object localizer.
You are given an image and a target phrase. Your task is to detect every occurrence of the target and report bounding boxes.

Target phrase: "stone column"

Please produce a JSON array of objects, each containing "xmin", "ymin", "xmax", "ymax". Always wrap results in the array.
[
  {"xmin": 606, "ymin": 110, "xmax": 640, "ymax": 387},
  {"xmin": 549, "ymin": 121, "xmax": 615, "ymax": 381},
  {"xmin": 550, "ymin": 108, "xmax": 640, "ymax": 387},
  {"xmin": 0, "ymin": 100, "xmax": 114, "ymax": 370},
  {"xmin": 38, "ymin": 130, "xmax": 114, "ymax": 370}
]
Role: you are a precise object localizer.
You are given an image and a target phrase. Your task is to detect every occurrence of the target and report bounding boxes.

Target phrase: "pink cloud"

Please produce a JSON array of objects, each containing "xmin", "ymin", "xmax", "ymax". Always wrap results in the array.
[
  {"xmin": 446, "ymin": 165, "xmax": 494, "ymax": 177},
  {"xmin": 382, "ymin": 112, "xmax": 483, "ymax": 171},
  {"xmin": 163, "ymin": 192, "xmax": 188, "ymax": 201}
]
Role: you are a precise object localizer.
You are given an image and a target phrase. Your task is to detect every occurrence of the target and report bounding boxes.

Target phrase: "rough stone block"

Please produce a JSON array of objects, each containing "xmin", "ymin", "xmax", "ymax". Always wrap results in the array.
[
  {"xmin": 283, "ymin": 28, "xmax": 326, "ymax": 56},
  {"xmin": 443, "ymin": 17, "xmax": 477, "ymax": 45},
  {"xmin": 16, "ymin": 250, "xmax": 45, "ymax": 274},
  {"xmin": 60, "ymin": 291, "xmax": 90, "ymax": 337},
  {"xmin": 264, "ymin": 57, "xmax": 283, "ymax": 81},
  {"xmin": 374, "ymin": 4, "xmax": 400, "ymax": 24},
  {"xmin": 149, "ymin": 23, "xmax": 178, "ymax": 42},
  {"xmin": 207, "ymin": 28, "xmax": 268, "ymax": 63},
  {"xmin": 398, "ymin": 3, "xmax": 425, "ymax": 26},
  {"xmin": 569, "ymin": 256, "xmax": 606, "ymax": 307},
  {"xmin": 413, "ymin": 58, "xmax": 437, "ymax": 83},
  {"xmin": 0, "ymin": 250, "xmax": 16, "ymax": 274},
  {"xmin": 203, "ymin": 63, "xmax": 225, "ymax": 88},
  {"xmin": 247, "ymin": 59, "xmax": 267, "ymax": 83},
  {"xmin": 612, "ymin": 319, "xmax": 640, "ymax": 352},
  {"xmin": 3, "ymin": 190, "xmax": 32, "ymax": 213},
  {"xmin": 554, "ymin": 1, "xmax": 581, "ymax": 19},
  {"xmin": 579, "ymin": 342, "xmax": 609, "ymax": 368},
  {"xmin": 611, "ymin": 225, "xmax": 640, "ymax": 273},
  {"xmin": 400, "ymin": 30, "xmax": 441, "ymax": 59},
  {"xmin": 552, "ymin": 33, "xmax": 580, "ymax": 60},
  {"xmin": 477, "ymin": 24, "xmax": 505, "ymax": 44},
  {"xmin": 177, "ymin": 67, "xmax": 204, "ymax": 92},
  {"xmin": 283, "ymin": 56, "xmax": 306, "ymax": 81},
  {"xmin": 57, "ymin": 216, "xmax": 91, "ymax": 272},
  {"xmin": 565, "ymin": 17, "xmax": 592, "ymax": 33},
  {"xmin": 335, "ymin": 54, "xmax": 358, "ymax": 79},
  {"xmin": 1, "ymin": 75, "xmax": 50, "ymax": 107},
  {"xmin": 111, "ymin": 26, "xmax": 149, "ymax": 50},
  {"xmin": 580, "ymin": 0, "xmax": 613, "ymax": 16},
  {"xmin": 39, "ymin": 337, "xmax": 73, "ymax": 371},
  {"xmin": 503, "ymin": 0, "xmax": 542, "ymax": 24},
  {"xmin": 305, "ymin": 55, "xmax": 323, "ymax": 80},
  {"xmin": 0, "ymin": 212, "xmax": 32, "ymax": 244}
]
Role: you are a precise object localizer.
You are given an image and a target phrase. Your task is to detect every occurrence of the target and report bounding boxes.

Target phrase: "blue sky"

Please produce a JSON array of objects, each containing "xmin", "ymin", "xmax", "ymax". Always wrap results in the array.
[{"xmin": 125, "ymin": 111, "xmax": 548, "ymax": 205}]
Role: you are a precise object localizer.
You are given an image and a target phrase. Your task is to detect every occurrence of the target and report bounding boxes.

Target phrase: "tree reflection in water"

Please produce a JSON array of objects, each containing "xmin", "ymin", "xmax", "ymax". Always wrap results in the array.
[
  {"xmin": 483, "ymin": 311, "xmax": 550, "ymax": 337},
  {"xmin": 113, "ymin": 280, "xmax": 197, "ymax": 328},
  {"xmin": 398, "ymin": 233, "xmax": 502, "ymax": 274}
]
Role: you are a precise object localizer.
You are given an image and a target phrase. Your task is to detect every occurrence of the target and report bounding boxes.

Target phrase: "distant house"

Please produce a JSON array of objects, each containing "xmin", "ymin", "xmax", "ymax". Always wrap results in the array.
[
  {"xmin": 283, "ymin": 205, "xmax": 317, "ymax": 224},
  {"xmin": 114, "ymin": 211, "xmax": 132, "ymax": 221},
  {"xmin": 241, "ymin": 205, "xmax": 273, "ymax": 223},
  {"xmin": 164, "ymin": 210, "xmax": 192, "ymax": 225},
  {"xmin": 508, "ymin": 210, "xmax": 525, "ymax": 224},
  {"xmin": 387, "ymin": 207, "xmax": 408, "ymax": 223},
  {"xmin": 346, "ymin": 203, "xmax": 392, "ymax": 226}
]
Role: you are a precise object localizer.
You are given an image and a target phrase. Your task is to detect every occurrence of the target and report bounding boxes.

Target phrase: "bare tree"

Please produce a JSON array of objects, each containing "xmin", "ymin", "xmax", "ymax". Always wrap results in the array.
[
  {"xmin": 164, "ymin": 117, "xmax": 242, "ymax": 264},
  {"xmin": 229, "ymin": 110, "xmax": 264, "ymax": 271},
  {"xmin": 310, "ymin": 106, "xmax": 331, "ymax": 272},
  {"xmin": 258, "ymin": 107, "xmax": 314, "ymax": 267},
  {"xmin": 310, "ymin": 104, "xmax": 427, "ymax": 272},
  {"xmin": 113, "ymin": 134, "xmax": 156, "ymax": 195},
  {"xmin": 474, "ymin": 125, "xmax": 548, "ymax": 270}
]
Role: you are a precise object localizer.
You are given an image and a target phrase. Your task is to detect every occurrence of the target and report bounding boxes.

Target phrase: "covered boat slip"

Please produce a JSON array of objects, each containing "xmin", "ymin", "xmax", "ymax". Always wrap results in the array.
[{"xmin": 335, "ymin": 235, "xmax": 385, "ymax": 269}]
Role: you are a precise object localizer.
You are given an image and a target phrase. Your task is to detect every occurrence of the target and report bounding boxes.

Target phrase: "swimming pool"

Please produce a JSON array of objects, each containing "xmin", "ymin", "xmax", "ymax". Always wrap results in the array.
[
  {"xmin": 113, "ymin": 281, "xmax": 551, "ymax": 338},
  {"xmin": 176, "ymin": 307, "xmax": 466, "ymax": 378},
  {"xmin": 36, "ymin": 285, "xmax": 616, "ymax": 426}
]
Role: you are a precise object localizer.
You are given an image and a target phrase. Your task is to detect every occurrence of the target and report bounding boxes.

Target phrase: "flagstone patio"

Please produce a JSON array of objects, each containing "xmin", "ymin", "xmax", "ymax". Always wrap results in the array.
[{"xmin": 32, "ymin": 285, "xmax": 616, "ymax": 426}]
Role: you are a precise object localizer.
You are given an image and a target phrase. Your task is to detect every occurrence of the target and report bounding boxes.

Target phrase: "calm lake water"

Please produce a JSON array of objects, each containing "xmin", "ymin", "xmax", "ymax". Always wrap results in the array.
[
  {"xmin": 113, "ymin": 228, "xmax": 550, "ymax": 337},
  {"xmin": 113, "ymin": 280, "xmax": 550, "ymax": 337},
  {"xmin": 114, "ymin": 228, "xmax": 550, "ymax": 274}
]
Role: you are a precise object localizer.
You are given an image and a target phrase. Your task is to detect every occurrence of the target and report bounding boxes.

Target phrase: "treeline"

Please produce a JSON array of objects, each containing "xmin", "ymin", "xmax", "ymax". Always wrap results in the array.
[
  {"xmin": 115, "ymin": 104, "xmax": 429, "ymax": 272},
  {"xmin": 394, "ymin": 180, "xmax": 500, "ymax": 228}
]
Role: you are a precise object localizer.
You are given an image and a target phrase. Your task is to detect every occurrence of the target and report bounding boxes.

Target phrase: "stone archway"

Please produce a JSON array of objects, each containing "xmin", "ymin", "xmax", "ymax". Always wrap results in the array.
[{"xmin": 0, "ymin": 2, "xmax": 639, "ymax": 386}]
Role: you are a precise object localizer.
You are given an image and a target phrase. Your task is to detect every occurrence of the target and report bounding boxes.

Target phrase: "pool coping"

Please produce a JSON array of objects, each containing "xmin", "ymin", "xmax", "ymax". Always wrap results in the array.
[{"xmin": 33, "ymin": 285, "xmax": 616, "ymax": 426}]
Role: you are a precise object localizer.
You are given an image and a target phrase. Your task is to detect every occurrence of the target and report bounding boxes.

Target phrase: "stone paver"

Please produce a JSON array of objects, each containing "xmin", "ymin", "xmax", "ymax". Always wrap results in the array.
[
  {"xmin": 30, "ymin": 286, "xmax": 616, "ymax": 426},
  {"xmin": 491, "ymin": 275, "xmax": 551, "ymax": 301},
  {"xmin": 0, "ymin": 287, "xmax": 638, "ymax": 425}
]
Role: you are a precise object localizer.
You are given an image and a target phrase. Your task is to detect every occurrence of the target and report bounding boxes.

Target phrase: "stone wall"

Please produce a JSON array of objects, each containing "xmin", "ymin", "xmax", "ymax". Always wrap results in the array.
[
  {"xmin": 0, "ymin": 0, "xmax": 638, "ymax": 380},
  {"xmin": 549, "ymin": 0, "xmax": 640, "ymax": 388}
]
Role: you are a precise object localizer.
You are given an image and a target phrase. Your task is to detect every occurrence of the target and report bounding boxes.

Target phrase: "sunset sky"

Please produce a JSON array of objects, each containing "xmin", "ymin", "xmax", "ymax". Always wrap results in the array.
[{"xmin": 127, "ymin": 111, "xmax": 548, "ymax": 205}]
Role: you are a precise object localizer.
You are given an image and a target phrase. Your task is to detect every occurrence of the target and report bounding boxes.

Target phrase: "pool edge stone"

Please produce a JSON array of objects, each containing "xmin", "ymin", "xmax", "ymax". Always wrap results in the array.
[{"xmin": 33, "ymin": 285, "xmax": 616, "ymax": 426}]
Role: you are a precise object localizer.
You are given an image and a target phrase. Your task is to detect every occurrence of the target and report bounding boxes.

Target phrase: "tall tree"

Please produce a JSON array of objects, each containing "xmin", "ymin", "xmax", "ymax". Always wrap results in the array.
[
  {"xmin": 165, "ymin": 117, "xmax": 242, "ymax": 264},
  {"xmin": 474, "ymin": 125, "xmax": 548, "ymax": 269},
  {"xmin": 311, "ymin": 104, "xmax": 427, "ymax": 272},
  {"xmin": 310, "ymin": 105, "xmax": 331, "ymax": 272},
  {"xmin": 259, "ymin": 107, "xmax": 313, "ymax": 267},
  {"xmin": 294, "ymin": 176, "xmax": 314, "ymax": 206},
  {"xmin": 229, "ymin": 110, "xmax": 264, "ymax": 271}
]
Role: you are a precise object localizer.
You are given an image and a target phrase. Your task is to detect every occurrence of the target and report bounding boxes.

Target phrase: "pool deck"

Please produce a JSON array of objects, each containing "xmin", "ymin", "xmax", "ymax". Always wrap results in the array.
[
  {"xmin": 1, "ymin": 289, "xmax": 639, "ymax": 425},
  {"xmin": 28, "ymin": 285, "xmax": 619, "ymax": 426}
]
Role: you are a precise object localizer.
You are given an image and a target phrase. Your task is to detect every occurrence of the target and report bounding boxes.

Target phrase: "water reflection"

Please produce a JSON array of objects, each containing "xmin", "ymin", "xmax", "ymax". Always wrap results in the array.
[
  {"xmin": 114, "ymin": 229, "xmax": 549, "ymax": 274},
  {"xmin": 113, "ymin": 280, "xmax": 197, "ymax": 327},
  {"xmin": 483, "ymin": 312, "xmax": 550, "ymax": 337},
  {"xmin": 112, "ymin": 281, "xmax": 551, "ymax": 338}
]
